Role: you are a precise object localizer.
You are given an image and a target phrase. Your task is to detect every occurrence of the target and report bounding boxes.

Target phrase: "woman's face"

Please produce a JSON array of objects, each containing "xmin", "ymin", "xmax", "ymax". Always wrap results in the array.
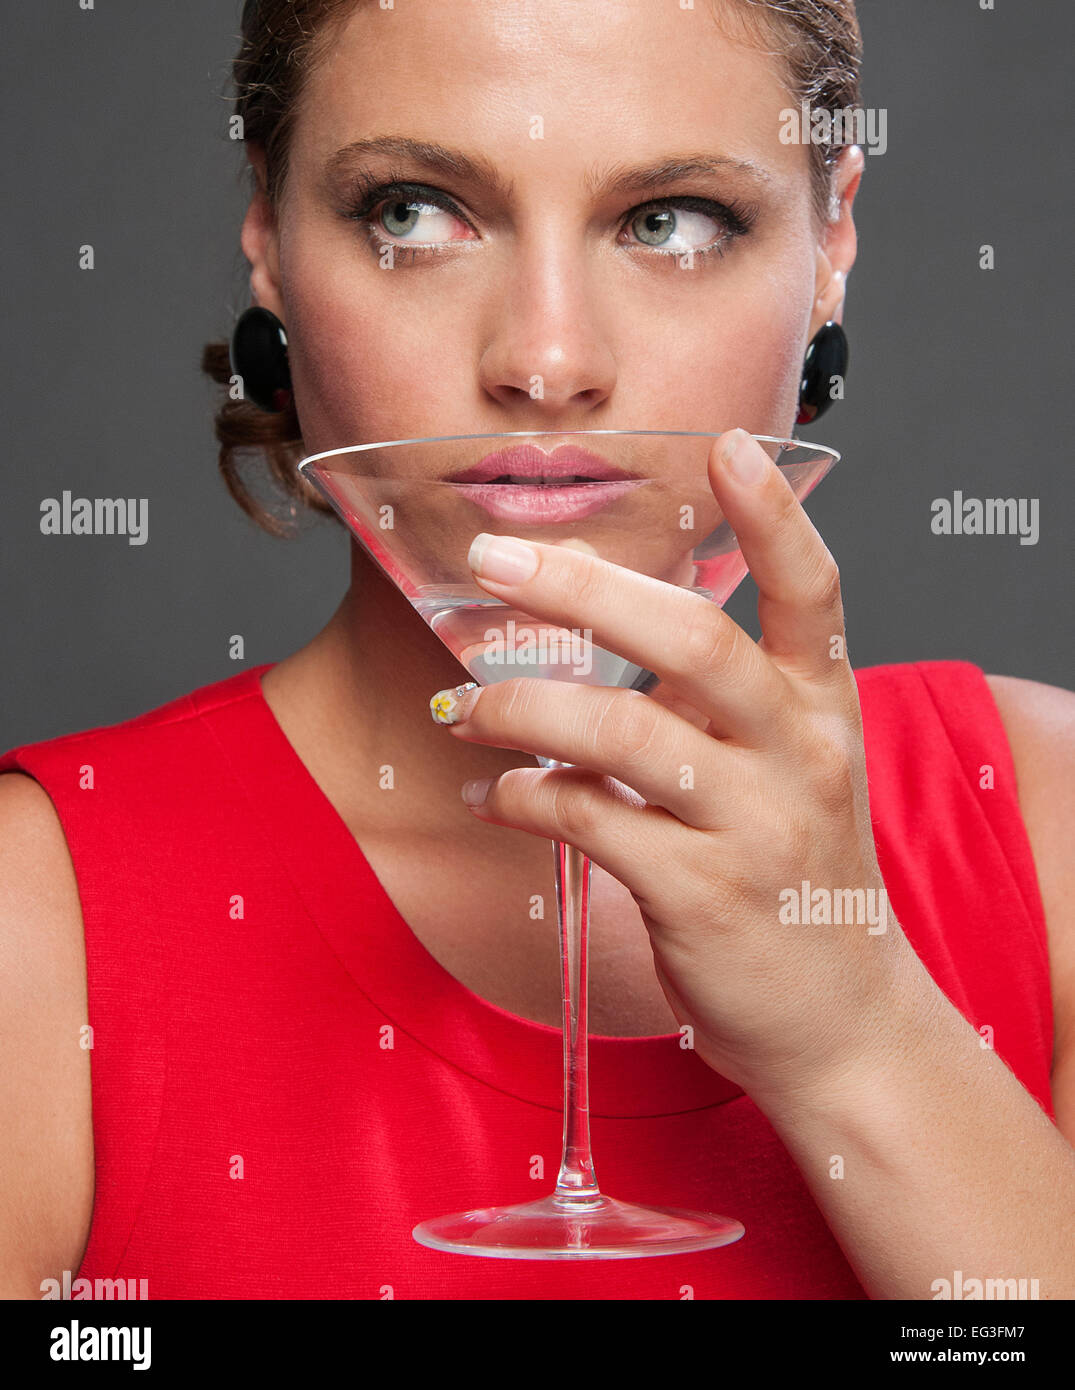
[{"xmin": 245, "ymin": 0, "xmax": 862, "ymax": 461}]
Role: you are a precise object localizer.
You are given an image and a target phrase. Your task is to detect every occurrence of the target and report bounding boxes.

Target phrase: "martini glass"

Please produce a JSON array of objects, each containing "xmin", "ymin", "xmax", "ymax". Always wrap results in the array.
[{"xmin": 298, "ymin": 430, "xmax": 840, "ymax": 1259}]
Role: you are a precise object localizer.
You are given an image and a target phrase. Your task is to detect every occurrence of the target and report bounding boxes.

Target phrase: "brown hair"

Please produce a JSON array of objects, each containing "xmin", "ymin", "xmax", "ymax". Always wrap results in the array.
[{"xmin": 202, "ymin": 0, "xmax": 862, "ymax": 536}]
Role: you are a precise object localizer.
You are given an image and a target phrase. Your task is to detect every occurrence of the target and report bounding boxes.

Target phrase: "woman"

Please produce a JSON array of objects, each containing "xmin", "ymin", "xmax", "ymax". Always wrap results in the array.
[{"xmin": 2, "ymin": 0, "xmax": 1073, "ymax": 1301}]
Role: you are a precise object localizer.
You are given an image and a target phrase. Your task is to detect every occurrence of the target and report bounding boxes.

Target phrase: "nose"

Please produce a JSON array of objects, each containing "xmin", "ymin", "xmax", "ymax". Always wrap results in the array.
[{"xmin": 477, "ymin": 225, "xmax": 617, "ymax": 415}]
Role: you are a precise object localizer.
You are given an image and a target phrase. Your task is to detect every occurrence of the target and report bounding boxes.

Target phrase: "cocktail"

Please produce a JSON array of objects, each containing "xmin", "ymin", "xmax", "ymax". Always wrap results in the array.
[{"xmin": 298, "ymin": 429, "xmax": 839, "ymax": 1258}]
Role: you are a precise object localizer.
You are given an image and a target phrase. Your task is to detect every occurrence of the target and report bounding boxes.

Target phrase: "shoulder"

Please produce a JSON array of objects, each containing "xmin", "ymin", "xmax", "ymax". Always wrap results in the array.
[
  {"xmin": 985, "ymin": 673, "xmax": 1075, "ymax": 770},
  {"xmin": 983, "ymin": 674, "xmax": 1075, "ymax": 1134},
  {"xmin": 984, "ymin": 675, "xmax": 1075, "ymax": 896},
  {"xmin": 0, "ymin": 773, "xmax": 94, "ymax": 1294},
  {"xmin": 0, "ymin": 668, "xmax": 272, "ymax": 1293}
]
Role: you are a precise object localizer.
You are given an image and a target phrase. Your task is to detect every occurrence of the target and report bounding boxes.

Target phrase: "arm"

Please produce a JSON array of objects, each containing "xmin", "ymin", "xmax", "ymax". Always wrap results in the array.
[
  {"xmin": 750, "ymin": 676, "xmax": 1075, "ymax": 1300},
  {"xmin": 0, "ymin": 773, "xmax": 94, "ymax": 1298}
]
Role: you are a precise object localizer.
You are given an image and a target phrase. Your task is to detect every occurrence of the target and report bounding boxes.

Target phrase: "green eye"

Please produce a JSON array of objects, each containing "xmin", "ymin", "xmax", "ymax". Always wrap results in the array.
[{"xmin": 626, "ymin": 196, "xmax": 752, "ymax": 259}]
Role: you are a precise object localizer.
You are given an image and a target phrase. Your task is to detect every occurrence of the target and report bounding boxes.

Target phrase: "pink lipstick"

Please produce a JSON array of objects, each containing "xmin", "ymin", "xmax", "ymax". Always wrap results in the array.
[{"xmin": 447, "ymin": 443, "xmax": 646, "ymax": 523}]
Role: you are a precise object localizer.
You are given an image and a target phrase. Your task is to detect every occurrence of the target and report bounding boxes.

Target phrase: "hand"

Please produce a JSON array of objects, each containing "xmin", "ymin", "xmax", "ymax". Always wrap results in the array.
[{"xmin": 433, "ymin": 428, "xmax": 924, "ymax": 1106}]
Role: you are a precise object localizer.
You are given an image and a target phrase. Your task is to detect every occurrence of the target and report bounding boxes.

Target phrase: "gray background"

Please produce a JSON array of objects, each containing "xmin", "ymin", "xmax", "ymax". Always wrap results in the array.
[{"xmin": 2, "ymin": 0, "xmax": 1071, "ymax": 748}]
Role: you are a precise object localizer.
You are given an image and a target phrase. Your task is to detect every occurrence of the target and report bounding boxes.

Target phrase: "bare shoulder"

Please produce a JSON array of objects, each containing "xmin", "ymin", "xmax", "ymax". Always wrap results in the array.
[
  {"xmin": 0, "ymin": 772, "xmax": 94, "ymax": 1297},
  {"xmin": 984, "ymin": 675, "xmax": 1075, "ymax": 1136}
]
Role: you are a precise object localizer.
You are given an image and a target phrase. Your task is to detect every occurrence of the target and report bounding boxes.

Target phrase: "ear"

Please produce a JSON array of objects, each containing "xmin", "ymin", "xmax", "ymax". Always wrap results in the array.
[
  {"xmin": 809, "ymin": 145, "xmax": 864, "ymax": 338},
  {"xmin": 239, "ymin": 144, "xmax": 287, "ymax": 322}
]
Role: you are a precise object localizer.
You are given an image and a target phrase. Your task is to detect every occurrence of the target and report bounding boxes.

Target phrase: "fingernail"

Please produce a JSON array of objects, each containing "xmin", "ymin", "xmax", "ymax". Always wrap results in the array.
[
  {"xmin": 468, "ymin": 533, "xmax": 539, "ymax": 584},
  {"xmin": 430, "ymin": 681, "xmax": 481, "ymax": 725},
  {"xmin": 461, "ymin": 777, "xmax": 493, "ymax": 806},
  {"xmin": 721, "ymin": 429, "xmax": 768, "ymax": 486}
]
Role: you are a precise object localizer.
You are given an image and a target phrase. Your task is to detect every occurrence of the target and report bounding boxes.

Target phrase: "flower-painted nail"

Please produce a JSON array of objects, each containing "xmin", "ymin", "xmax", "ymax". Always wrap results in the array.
[{"xmin": 430, "ymin": 681, "xmax": 480, "ymax": 725}]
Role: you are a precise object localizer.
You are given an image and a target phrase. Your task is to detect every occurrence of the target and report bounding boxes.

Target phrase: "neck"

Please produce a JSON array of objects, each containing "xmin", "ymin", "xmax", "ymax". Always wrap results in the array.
[{"xmin": 261, "ymin": 541, "xmax": 527, "ymax": 838}]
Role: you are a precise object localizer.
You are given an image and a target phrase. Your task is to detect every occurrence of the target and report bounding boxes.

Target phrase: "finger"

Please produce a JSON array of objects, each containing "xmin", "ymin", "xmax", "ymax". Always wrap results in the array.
[
  {"xmin": 646, "ymin": 682, "xmax": 713, "ymax": 733},
  {"xmin": 437, "ymin": 677, "xmax": 743, "ymax": 829},
  {"xmin": 460, "ymin": 763, "xmax": 688, "ymax": 906},
  {"xmin": 707, "ymin": 429, "xmax": 848, "ymax": 682},
  {"xmin": 465, "ymin": 530, "xmax": 791, "ymax": 744}
]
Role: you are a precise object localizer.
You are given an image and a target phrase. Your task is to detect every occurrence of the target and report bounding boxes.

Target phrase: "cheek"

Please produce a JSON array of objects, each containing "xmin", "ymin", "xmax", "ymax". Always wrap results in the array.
[
  {"xmin": 279, "ymin": 235, "xmax": 443, "ymax": 452},
  {"xmin": 731, "ymin": 300, "xmax": 811, "ymax": 434},
  {"xmin": 284, "ymin": 305, "xmax": 414, "ymax": 454},
  {"xmin": 648, "ymin": 259, "xmax": 813, "ymax": 436}
]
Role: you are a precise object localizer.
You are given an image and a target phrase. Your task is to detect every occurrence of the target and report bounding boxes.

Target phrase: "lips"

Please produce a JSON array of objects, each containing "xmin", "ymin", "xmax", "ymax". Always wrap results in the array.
[
  {"xmin": 449, "ymin": 443, "xmax": 635, "ymax": 484},
  {"xmin": 446, "ymin": 444, "xmax": 646, "ymax": 523}
]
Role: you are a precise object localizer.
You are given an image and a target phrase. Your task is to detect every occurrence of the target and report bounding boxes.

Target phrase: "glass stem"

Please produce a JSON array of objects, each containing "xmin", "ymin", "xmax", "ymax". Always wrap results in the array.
[{"xmin": 551, "ymin": 837, "xmax": 601, "ymax": 1206}]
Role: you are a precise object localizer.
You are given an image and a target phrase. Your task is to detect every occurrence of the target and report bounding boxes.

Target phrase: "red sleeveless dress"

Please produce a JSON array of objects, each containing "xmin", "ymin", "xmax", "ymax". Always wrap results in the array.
[{"xmin": 0, "ymin": 661, "xmax": 1053, "ymax": 1300}]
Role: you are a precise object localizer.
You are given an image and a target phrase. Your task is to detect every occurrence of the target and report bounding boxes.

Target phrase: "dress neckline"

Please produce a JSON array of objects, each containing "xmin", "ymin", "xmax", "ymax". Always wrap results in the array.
[{"xmin": 206, "ymin": 662, "xmax": 744, "ymax": 1117}]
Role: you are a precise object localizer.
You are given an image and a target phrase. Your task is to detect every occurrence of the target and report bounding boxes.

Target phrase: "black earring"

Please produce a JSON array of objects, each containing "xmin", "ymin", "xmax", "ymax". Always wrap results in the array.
[
  {"xmin": 796, "ymin": 320, "xmax": 848, "ymax": 425},
  {"xmin": 229, "ymin": 305, "xmax": 293, "ymax": 413}
]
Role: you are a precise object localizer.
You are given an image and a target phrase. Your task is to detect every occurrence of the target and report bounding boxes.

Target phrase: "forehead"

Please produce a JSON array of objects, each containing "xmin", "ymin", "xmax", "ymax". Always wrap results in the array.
[{"xmin": 292, "ymin": 0, "xmax": 804, "ymax": 187}]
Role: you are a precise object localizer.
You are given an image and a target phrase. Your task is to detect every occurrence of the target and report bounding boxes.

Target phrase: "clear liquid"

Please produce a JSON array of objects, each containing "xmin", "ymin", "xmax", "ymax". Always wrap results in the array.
[{"xmin": 414, "ymin": 588, "xmax": 717, "ymax": 693}]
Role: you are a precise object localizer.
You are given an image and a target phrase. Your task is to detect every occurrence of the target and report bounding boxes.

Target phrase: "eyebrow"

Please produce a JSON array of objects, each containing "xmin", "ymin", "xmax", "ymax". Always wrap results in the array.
[{"xmin": 323, "ymin": 136, "xmax": 771, "ymax": 200}]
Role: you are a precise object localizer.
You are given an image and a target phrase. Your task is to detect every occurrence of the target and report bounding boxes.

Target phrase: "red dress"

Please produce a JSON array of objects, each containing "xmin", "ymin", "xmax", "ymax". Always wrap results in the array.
[{"xmin": 0, "ymin": 661, "xmax": 1053, "ymax": 1299}]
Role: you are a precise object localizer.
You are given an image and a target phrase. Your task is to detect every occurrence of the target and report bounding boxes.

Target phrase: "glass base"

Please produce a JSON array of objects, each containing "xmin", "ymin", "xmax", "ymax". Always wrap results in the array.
[{"xmin": 412, "ymin": 1191, "xmax": 745, "ymax": 1260}]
